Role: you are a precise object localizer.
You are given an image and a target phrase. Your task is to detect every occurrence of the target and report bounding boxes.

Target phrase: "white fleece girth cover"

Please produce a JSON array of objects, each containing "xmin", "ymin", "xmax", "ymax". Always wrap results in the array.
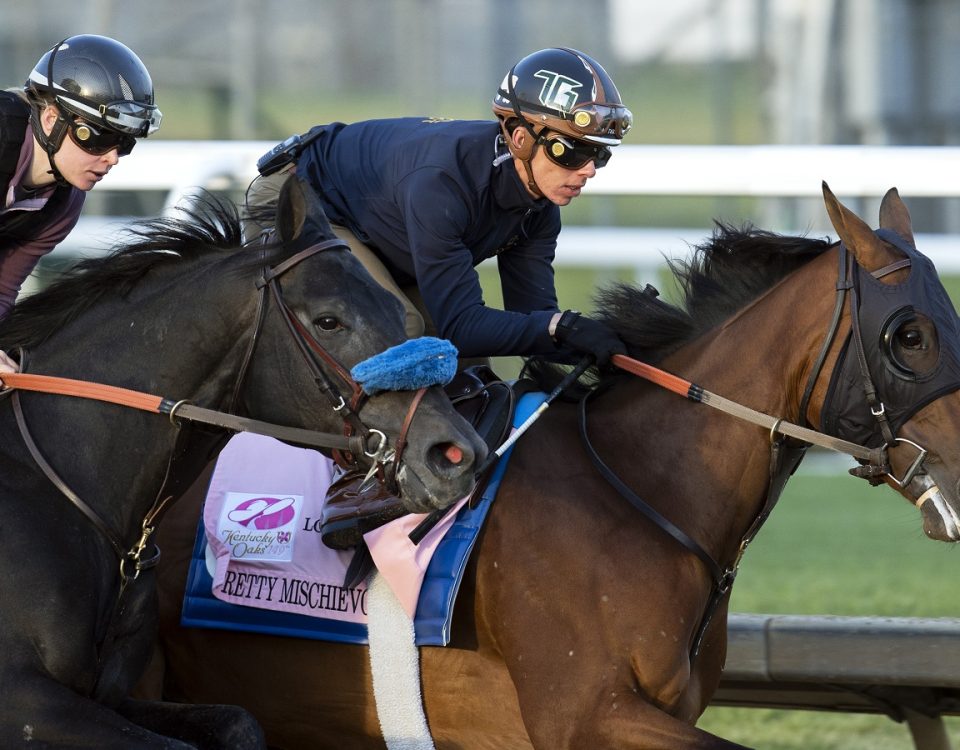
[{"xmin": 367, "ymin": 570, "xmax": 436, "ymax": 750}]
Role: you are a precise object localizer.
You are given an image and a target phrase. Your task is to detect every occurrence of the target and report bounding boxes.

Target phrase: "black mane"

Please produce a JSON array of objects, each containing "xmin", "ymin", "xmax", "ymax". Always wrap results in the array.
[
  {"xmin": 528, "ymin": 222, "xmax": 834, "ymax": 389},
  {"xmin": 0, "ymin": 194, "xmax": 285, "ymax": 350}
]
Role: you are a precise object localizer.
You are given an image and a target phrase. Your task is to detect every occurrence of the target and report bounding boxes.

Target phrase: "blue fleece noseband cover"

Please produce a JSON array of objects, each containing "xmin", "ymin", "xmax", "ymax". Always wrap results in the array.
[{"xmin": 351, "ymin": 337, "xmax": 458, "ymax": 394}]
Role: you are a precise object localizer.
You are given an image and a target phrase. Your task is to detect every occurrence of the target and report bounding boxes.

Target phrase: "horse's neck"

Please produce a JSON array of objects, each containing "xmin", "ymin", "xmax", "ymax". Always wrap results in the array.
[
  {"xmin": 671, "ymin": 248, "xmax": 840, "ymax": 426},
  {"xmin": 587, "ymin": 250, "xmax": 839, "ymax": 565},
  {"xmin": 17, "ymin": 257, "xmax": 258, "ymax": 532},
  {"xmin": 49, "ymin": 259, "xmax": 256, "ymax": 405}
]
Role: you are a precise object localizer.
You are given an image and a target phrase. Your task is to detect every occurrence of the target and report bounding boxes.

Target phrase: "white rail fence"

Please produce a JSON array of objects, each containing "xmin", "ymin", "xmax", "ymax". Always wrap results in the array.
[
  {"xmin": 57, "ymin": 142, "xmax": 960, "ymax": 277},
  {"xmin": 52, "ymin": 142, "xmax": 960, "ymax": 748}
]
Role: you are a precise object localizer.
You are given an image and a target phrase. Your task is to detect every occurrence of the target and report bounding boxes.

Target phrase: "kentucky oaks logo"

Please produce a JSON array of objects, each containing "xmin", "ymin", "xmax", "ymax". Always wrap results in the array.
[{"xmin": 217, "ymin": 492, "xmax": 302, "ymax": 562}]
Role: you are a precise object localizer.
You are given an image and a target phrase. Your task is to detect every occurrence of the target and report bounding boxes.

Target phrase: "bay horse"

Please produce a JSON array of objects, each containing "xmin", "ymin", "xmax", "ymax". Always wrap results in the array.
[
  {"xmin": 150, "ymin": 184, "xmax": 960, "ymax": 749},
  {"xmin": 0, "ymin": 176, "xmax": 484, "ymax": 749}
]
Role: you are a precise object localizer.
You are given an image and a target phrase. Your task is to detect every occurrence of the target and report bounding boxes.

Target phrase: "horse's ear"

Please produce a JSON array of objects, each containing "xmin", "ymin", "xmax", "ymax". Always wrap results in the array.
[
  {"xmin": 275, "ymin": 175, "xmax": 333, "ymax": 247},
  {"xmin": 275, "ymin": 175, "xmax": 308, "ymax": 244},
  {"xmin": 878, "ymin": 187, "xmax": 916, "ymax": 248},
  {"xmin": 822, "ymin": 181, "xmax": 900, "ymax": 271}
]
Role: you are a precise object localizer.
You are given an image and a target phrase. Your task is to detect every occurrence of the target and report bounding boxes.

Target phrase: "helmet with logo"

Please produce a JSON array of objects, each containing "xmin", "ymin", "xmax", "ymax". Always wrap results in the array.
[
  {"xmin": 25, "ymin": 34, "xmax": 162, "ymax": 138},
  {"xmin": 492, "ymin": 47, "xmax": 632, "ymax": 152}
]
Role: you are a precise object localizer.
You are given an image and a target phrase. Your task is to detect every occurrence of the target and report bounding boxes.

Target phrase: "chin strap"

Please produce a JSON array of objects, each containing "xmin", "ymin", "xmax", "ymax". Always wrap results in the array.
[
  {"xmin": 499, "ymin": 71, "xmax": 546, "ymax": 198},
  {"xmin": 28, "ymin": 105, "xmax": 70, "ymax": 187},
  {"xmin": 28, "ymin": 38, "xmax": 71, "ymax": 187},
  {"xmin": 518, "ymin": 155, "xmax": 543, "ymax": 198},
  {"xmin": 497, "ymin": 120, "xmax": 544, "ymax": 198}
]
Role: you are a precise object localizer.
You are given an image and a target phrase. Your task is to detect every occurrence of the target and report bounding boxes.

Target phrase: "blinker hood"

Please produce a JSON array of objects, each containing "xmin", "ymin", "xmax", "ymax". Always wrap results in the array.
[{"xmin": 821, "ymin": 229, "xmax": 960, "ymax": 447}]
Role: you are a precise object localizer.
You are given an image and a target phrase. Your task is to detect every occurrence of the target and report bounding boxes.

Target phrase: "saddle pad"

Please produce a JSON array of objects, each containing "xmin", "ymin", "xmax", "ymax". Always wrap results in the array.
[{"xmin": 180, "ymin": 391, "xmax": 547, "ymax": 646}]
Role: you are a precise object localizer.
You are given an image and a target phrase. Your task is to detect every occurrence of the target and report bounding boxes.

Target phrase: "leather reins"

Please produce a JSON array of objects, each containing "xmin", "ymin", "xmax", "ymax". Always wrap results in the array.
[
  {"xmin": 1, "ymin": 370, "xmax": 377, "ymax": 455},
  {"xmin": 578, "ymin": 242, "xmax": 930, "ymax": 662}
]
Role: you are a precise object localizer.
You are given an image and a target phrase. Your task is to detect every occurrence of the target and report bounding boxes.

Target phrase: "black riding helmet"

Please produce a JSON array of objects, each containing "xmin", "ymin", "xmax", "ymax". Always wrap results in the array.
[
  {"xmin": 23, "ymin": 35, "xmax": 161, "ymax": 183},
  {"xmin": 492, "ymin": 47, "xmax": 631, "ymax": 195}
]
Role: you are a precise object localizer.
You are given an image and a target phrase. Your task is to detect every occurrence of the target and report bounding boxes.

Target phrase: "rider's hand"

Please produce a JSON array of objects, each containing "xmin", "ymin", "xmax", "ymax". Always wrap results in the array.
[
  {"xmin": 0, "ymin": 349, "xmax": 19, "ymax": 376},
  {"xmin": 551, "ymin": 310, "xmax": 627, "ymax": 367}
]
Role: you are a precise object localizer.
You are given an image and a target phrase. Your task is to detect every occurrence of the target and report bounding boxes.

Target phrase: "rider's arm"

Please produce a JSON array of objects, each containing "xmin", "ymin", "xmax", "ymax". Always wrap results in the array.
[
  {"xmin": 0, "ymin": 190, "xmax": 84, "ymax": 318},
  {"xmin": 399, "ymin": 170, "xmax": 557, "ymax": 358}
]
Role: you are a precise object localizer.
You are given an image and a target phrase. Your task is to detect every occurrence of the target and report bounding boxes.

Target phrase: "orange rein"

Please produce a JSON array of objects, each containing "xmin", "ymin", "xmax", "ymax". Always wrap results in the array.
[
  {"xmin": 611, "ymin": 354, "xmax": 697, "ymax": 400},
  {"xmin": 0, "ymin": 370, "xmax": 372, "ymax": 455},
  {"xmin": 0, "ymin": 372, "xmax": 165, "ymax": 413},
  {"xmin": 610, "ymin": 353, "xmax": 886, "ymax": 467}
]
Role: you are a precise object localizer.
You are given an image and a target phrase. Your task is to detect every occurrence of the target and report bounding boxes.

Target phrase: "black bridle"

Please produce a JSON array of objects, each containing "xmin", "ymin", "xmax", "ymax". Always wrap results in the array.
[{"xmin": 800, "ymin": 240, "xmax": 926, "ymax": 487}]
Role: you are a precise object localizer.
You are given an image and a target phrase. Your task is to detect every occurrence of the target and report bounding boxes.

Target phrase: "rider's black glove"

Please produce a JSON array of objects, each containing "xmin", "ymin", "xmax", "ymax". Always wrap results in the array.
[{"xmin": 552, "ymin": 309, "xmax": 627, "ymax": 367}]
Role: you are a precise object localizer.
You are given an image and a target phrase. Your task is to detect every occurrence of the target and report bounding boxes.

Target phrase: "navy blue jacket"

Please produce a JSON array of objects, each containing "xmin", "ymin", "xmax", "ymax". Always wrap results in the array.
[{"xmin": 296, "ymin": 118, "xmax": 561, "ymax": 358}]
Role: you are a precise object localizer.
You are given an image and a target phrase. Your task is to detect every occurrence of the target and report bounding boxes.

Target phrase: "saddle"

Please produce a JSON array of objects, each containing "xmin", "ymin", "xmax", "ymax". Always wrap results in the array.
[
  {"xmin": 320, "ymin": 366, "xmax": 518, "ymax": 554},
  {"xmin": 444, "ymin": 365, "xmax": 515, "ymax": 454}
]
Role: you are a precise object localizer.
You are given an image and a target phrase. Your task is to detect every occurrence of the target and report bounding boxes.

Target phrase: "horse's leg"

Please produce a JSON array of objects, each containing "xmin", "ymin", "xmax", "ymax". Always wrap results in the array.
[
  {"xmin": 564, "ymin": 701, "xmax": 751, "ymax": 750},
  {"xmin": 2, "ymin": 673, "xmax": 197, "ymax": 749},
  {"xmin": 116, "ymin": 697, "xmax": 267, "ymax": 750},
  {"xmin": 502, "ymin": 649, "xmax": 747, "ymax": 750}
]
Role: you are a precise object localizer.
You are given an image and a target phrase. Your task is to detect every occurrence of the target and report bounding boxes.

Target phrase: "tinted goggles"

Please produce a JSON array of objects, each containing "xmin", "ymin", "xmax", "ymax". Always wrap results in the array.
[
  {"xmin": 67, "ymin": 118, "xmax": 137, "ymax": 156},
  {"xmin": 538, "ymin": 133, "xmax": 612, "ymax": 170}
]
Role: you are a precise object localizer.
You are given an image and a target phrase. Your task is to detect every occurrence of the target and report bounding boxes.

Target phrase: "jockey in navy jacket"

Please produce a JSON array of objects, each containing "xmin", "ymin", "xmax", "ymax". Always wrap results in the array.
[
  {"xmin": 296, "ymin": 118, "xmax": 561, "ymax": 359},
  {"xmin": 253, "ymin": 48, "xmax": 634, "ymax": 369},
  {"xmin": 273, "ymin": 47, "xmax": 635, "ymax": 546}
]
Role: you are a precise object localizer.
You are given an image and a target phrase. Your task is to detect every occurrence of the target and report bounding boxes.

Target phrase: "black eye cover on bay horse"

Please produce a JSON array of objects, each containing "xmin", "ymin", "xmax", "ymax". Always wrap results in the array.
[{"xmin": 822, "ymin": 228, "xmax": 960, "ymax": 447}]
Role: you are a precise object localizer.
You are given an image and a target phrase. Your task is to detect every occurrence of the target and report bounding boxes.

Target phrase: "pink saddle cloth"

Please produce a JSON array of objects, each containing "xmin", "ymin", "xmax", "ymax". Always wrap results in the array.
[{"xmin": 203, "ymin": 432, "xmax": 466, "ymax": 621}]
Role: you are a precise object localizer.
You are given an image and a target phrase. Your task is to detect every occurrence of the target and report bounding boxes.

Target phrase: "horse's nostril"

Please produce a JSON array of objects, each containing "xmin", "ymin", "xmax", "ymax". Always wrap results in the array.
[{"xmin": 443, "ymin": 443, "xmax": 464, "ymax": 465}]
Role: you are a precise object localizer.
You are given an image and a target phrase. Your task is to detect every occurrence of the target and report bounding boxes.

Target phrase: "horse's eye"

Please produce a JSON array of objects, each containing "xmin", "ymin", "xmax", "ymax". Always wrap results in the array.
[
  {"xmin": 897, "ymin": 328, "xmax": 924, "ymax": 350},
  {"xmin": 315, "ymin": 316, "xmax": 341, "ymax": 332}
]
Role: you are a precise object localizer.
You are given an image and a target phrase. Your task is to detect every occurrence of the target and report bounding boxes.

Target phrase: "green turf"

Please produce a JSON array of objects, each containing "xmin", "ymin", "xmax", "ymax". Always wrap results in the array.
[
  {"xmin": 728, "ymin": 468, "xmax": 960, "ymax": 617},
  {"xmin": 696, "ymin": 466, "xmax": 960, "ymax": 747},
  {"xmin": 699, "ymin": 709, "xmax": 960, "ymax": 750}
]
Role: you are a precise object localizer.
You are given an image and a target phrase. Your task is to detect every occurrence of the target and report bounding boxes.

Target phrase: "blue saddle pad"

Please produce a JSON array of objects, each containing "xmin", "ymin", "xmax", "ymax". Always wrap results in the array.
[{"xmin": 181, "ymin": 391, "xmax": 547, "ymax": 646}]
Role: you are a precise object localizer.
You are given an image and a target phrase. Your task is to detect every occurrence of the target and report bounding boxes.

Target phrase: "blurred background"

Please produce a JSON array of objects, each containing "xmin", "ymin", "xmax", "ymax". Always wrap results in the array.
[
  {"xmin": 5, "ymin": 0, "xmax": 960, "ymax": 231},
  {"xmin": 4, "ymin": 2, "xmax": 960, "ymax": 747}
]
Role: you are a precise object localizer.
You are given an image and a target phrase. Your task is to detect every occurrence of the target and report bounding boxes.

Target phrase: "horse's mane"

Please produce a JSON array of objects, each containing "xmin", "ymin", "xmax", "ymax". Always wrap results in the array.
[
  {"xmin": 527, "ymin": 222, "xmax": 834, "ymax": 390},
  {"xmin": 0, "ymin": 193, "xmax": 286, "ymax": 349}
]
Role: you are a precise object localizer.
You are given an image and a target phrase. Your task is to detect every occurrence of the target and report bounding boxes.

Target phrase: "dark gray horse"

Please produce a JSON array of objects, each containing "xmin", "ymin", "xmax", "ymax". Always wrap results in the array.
[{"xmin": 0, "ymin": 176, "xmax": 484, "ymax": 748}]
